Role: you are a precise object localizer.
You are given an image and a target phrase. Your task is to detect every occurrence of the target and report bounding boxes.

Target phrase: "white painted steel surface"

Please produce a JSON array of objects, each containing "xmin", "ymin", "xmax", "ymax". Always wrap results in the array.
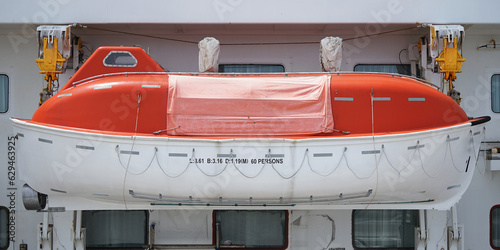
[{"xmin": 12, "ymin": 118, "xmax": 485, "ymax": 210}]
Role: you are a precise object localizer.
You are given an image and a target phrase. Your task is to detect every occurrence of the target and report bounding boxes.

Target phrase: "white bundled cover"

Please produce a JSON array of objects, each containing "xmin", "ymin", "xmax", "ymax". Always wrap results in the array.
[
  {"xmin": 320, "ymin": 37, "xmax": 342, "ymax": 72},
  {"xmin": 198, "ymin": 37, "xmax": 220, "ymax": 73},
  {"xmin": 167, "ymin": 75, "xmax": 333, "ymax": 136}
]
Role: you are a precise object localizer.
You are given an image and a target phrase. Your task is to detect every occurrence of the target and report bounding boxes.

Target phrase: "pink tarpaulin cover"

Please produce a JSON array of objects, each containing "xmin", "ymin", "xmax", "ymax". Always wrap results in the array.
[{"xmin": 166, "ymin": 75, "xmax": 333, "ymax": 136}]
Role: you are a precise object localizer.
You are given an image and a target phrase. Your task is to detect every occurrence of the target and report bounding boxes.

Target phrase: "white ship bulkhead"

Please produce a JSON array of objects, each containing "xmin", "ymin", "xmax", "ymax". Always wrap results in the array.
[{"xmin": 1, "ymin": 1, "xmax": 500, "ymax": 249}]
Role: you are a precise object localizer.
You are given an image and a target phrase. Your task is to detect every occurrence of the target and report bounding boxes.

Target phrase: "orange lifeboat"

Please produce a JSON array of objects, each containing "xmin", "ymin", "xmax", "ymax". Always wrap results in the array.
[{"xmin": 12, "ymin": 47, "xmax": 489, "ymax": 210}]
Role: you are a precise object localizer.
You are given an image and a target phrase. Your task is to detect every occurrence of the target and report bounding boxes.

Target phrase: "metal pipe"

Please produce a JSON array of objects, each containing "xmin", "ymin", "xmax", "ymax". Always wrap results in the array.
[
  {"xmin": 149, "ymin": 223, "xmax": 155, "ymax": 250},
  {"xmin": 451, "ymin": 205, "xmax": 459, "ymax": 240},
  {"xmin": 75, "ymin": 210, "xmax": 82, "ymax": 240},
  {"xmin": 419, "ymin": 210, "xmax": 427, "ymax": 240},
  {"xmin": 42, "ymin": 212, "xmax": 49, "ymax": 240},
  {"xmin": 215, "ymin": 222, "xmax": 220, "ymax": 250}
]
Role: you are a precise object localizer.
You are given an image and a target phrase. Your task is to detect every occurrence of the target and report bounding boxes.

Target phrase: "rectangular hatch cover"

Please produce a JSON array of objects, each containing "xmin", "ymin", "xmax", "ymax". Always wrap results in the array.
[{"xmin": 167, "ymin": 75, "xmax": 333, "ymax": 136}]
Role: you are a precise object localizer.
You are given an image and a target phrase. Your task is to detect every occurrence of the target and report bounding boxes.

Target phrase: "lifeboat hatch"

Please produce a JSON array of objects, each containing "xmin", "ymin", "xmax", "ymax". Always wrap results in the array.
[
  {"xmin": 166, "ymin": 74, "xmax": 334, "ymax": 136},
  {"xmin": 63, "ymin": 47, "xmax": 165, "ymax": 90}
]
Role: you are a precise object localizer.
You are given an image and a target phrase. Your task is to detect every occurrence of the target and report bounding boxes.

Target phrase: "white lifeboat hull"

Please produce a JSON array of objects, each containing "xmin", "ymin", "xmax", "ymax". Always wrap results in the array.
[{"xmin": 12, "ymin": 118, "xmax": 485, "ymax": 210}]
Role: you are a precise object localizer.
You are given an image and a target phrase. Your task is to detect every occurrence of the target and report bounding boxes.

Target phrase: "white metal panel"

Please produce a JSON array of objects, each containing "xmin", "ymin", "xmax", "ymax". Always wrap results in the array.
[{"xmin": 1, "ymin": 0, "xmax": 500, "ymax": 24}]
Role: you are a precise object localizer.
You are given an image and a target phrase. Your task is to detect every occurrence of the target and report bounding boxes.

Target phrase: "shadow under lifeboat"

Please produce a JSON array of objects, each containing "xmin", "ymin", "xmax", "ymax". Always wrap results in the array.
[{"xmin": 12, "ymin": 46, "xmax": 490, "ymax": 210}]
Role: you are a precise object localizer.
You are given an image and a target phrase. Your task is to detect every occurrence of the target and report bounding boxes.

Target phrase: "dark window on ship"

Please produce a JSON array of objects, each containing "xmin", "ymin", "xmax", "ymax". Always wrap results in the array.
[
  {"xmin": 218, "ymin": 64, "xmax": 285, "ymax": 73},
  {"xmin": 352, "ymin": 210, "xmax": 419, "ymax": 249},
  {"xmin": 214, "ymin": 210, "xmax": 288, "ymax": 249},
  {"xmin": 82, "ymin": 210, "xmax": 148, "ymax": 249},
  {"xmin": 354, "ymin": 64, "xmax": 418, "ymax": 77},
  {"xmin": 491, "ymin": 205, "xmax": 500, "ymax": 248},
  {"xmin": 0, "ymin": 206, "xmax": 9, "ymax": 250},
  {"xmin": 0, "ymin": 74, "xmax": 8, "ymax": 113},
  {"xmin": 492, "ymin": 74, "xmax": 500, "ymax": 113}
]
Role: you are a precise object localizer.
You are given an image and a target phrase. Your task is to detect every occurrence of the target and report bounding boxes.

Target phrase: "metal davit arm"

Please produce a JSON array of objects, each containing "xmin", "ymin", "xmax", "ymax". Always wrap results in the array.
[{"xmin": 35, "ymin": 25, "xmax": 73, "ymax": 105}]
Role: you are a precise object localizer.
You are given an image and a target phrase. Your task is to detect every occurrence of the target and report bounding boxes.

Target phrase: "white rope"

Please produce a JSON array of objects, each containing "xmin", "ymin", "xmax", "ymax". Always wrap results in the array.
[
  {"xmin": 466, "ymin": 130, "xmax": 476, "ymax": 173},
  {"xmin": 136, "ymin": 128, "xmax": 484, "ymax": 181},
  {"xmin": 469, "ymin": 130, "xmax": 476, "ymax": 161},
  {"xmin": 153, "ymin": 126, "xmax": 180, "ymax": 135},
  {"xmin": 380, "ymin": 144, "xmax": 414, "ymax": 179},
  {"xmin": 231, "ymin": 149, "xmax": 267, "ymax": 178},
  {"xmin": 122, "ymin": 90, "xmax": 141, "ymax": 209},
  {"xmin": 270, "ymin": 148, "xmax": 307, "ymax": 179},
  {"xmin": 321, "ymin": 125, "xmax": 350, "ymax": 134},
  {"xmin": 365, "ymin": 89, "xmax": 379, "ymax": 208},
  {"xmin": 447, "ymin": 135, "xmax": 466, "ymax": 173},
  {"xmin": 475, "ymin": 127, "xmax": 487, "ymax": 175},
  {"xmin": 232, "ymin": 164, "xmax": 267, "ymax": 178},
  {"xmin": 191, "ymin": 148, "xmax": 230, "ymax": 177},
  {"xmin": 308, "ymin": 147, "xmax": 345, "ymax": 176},
  {"xmin": 155, "ymin": 147, "xmax": 191, "ymax": 178},
  {"xmin": 419, "ymin": 139, "xmax": 446, "ymax": 178},
  {"xmin": 115, "ymin": 145, "xmax": 156, "ymax": 175},
  {"xmin": 345, "ymin": 148, "xmax": 378, "ymax": 180}
]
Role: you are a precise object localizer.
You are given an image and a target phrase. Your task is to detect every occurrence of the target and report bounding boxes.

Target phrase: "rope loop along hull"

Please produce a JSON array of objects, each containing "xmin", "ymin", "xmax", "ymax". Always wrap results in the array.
[{"xmin": 11, "ymin": 117, "xmax": 488, "ymax": 210}]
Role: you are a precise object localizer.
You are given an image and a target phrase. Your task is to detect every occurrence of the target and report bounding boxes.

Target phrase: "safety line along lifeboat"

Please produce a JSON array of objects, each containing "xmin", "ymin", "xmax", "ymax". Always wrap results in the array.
[{"xmin": 12, "ymin": 47, "xmax": 490, "ymax": 210}]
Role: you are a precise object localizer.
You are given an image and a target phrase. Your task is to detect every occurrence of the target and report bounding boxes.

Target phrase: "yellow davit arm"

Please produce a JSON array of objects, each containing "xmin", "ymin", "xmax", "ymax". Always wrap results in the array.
[
  {"xmin": 35, "ymin": 25, "xmax": 72, "ymax": 106},
  {"xmin": 35, "ymin": 37, "xmax": 66, "ymax": 100},
  {"xmin": 434, "ymin": 37, "xmax": 466, "ymax": 94},
  {"xmin": 422, "ymin": 25, "xmax": 465, "ymax": 104}
]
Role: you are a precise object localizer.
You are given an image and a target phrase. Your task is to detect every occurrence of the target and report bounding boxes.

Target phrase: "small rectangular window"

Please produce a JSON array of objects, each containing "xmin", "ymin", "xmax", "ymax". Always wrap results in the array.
[
  {"xmin": 103, "ymin": 51, "xmax": 137, "ymax": 67},
  {"xmin": 0, "ymin": 75, "xmax": 8, "ymax": 113},
  {"xmin": 354, "ymin": 64, "xmax": 417, "ymax": 77},
  {"xmin": 352, "ymin": 210, "xmax": 418, "ymax": 249},
  {"xmin": 214, "ymin": 210, "xmax": 288, "ymax": 249},
  {"xmin": 82, "ymin": 210, "xmax": 148, "ymax": 249},
  {"xmin": 219, "ymin": 64, "xmax": 285, "ymax": 73},
  {"xmin": 491, "ymin": 205, "xmax": 500, "ymax": 248},
  {"xmin": 492, "ymin": 75, "xmax": 500, "ymax": 113}
]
